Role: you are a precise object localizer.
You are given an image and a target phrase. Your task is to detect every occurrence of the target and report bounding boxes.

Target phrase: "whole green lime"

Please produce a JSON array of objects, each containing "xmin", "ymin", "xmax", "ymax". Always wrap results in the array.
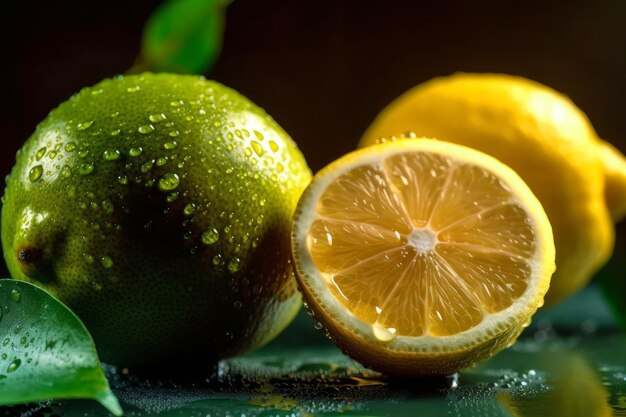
[{"xmin": 1, "ymin": 73, "xmax": 311, "ymax": 370}]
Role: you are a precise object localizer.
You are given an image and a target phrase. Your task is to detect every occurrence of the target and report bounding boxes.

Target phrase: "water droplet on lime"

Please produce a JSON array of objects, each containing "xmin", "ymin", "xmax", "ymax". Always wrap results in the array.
[
  {"xmin": 77, "ymin": 121, "xmax": 94, "ymax": 131},
  {"xmin": 138, "ymin": 124, "xmax": 155, "ymax": 134},
  {"xmin": 149, "ymin": 113, "xmax": 167, "ymax": 123},
  {"xmin": 36, "ymin": 147, "xmax": 46, "ymax": 161},
  {"xmin": 103, "ymin": 149, "xmax": 120, "ymax": 161},
  {"xmin": 202, "ymin": 228, "xmax": 219, "ymax": 245},
  {"xmin": 29, "ymin": 165, "xmax": 43, "ymax": 182},
  {"xmin": 78, "ymin": 163, "xmax": 94, "ymax": 175},
  {"xmin": 10, "ymin": 290, "xmax": 20, "ymax": 302},
  {"xmin": 158, "ymin": 173, "xmax": 180, "ymax": 191}
]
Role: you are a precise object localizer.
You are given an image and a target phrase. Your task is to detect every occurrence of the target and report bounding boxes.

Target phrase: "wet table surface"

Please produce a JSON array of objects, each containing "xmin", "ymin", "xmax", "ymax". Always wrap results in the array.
[{"xmin": 2, "ymin": 286, "xmax": 625, "ymax": 417}]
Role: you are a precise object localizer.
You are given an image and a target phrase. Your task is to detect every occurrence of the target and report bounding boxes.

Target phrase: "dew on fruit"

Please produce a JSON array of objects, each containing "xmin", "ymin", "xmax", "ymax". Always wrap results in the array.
[
  {"xmin": 228, "ymin": 257, "xmax": 242, "ymax": 273},
  {"xmin": 110, "ymin": 129, "xmax": 121, "ymax": 136},
  {"xmin": 118, "ymin": 175, "xmax": 129, "ymax": 185},
  {"xmin": 372, "ymin": 323, "xmax": 397, "ymax": 342},
  {"xmin": 65, "ymin": 142, "xmax": 77, "ymax": 152},
  {"xmin": 212, "ymin": 254, "xmax": 224, "ymax": 266},
  {"xmin": 101, "ymin": 199, "xmax": 114, "ymax": 214},
  {"xmin": 158, "ymin": 173, "xmax": 180, "ymax": 191},
  {"xmin": 183, "ymin": 203, "xmax": 197, "ymax": 216},
  {"xmin": 156, "ymin": 157, "xmax": 168, "ymax": 167},
  {"xmin": 138, "ymin": 124, "xmax": 155, "ymax": 134},
  {"xmin": 126, "ymin": 85, "xmax": 141, "ymax": 93},
  {"xmin": 77, "ymin": 148, "xmax": 89, "ymax": 158},
  {"xmin": 202, "ymin": 228, "xmax": 220, "ymax": 245},
  {"xmin": 78, "ymin": 162, "xmax": 94, "ymax": 175},
  {"xmin": 166, "ymin": 192, "xmax": 179, "ymax": 202},
  {"xmin": 10, "ymin": 290, "xmax": 21, "ymax": 303},
  {"xmin": 251, "ymin": 141, "xmax": 265, "ymax": 157},
  {"xmin": 233, "ymin": 300, "xmax": 243, "ymax": 309},
  {"xmin": 253, "ymin": 130, "xmax": 264, "ymax": 141},
  {"xmin": 100, "ymin": 256, "xmax": 114, "ymax": 269},
  {"xmin": 103, "ymin": 149, "xmax": 121, "ymax": 161},
  {"xmin": 36, "ymin": 147, "xmax": 46, "ymax": 161},
  {"xmin": 269, "ymin": 140, "xmax": 280, "ymax": 152},
  {"xmin": 164, "ymin": 141, "xmax": 178, "ymax": 150},
  {"xmin": 60, "ymin": 165, "xmax": 72, "ymax": 178},
  {"xmin": 29, "ymin": 165, "xmax": 43, "ymax": 182},
  {"xmin": 141, "ymin": 160, "xmax": 155, "ymax": 173},
  {"xmin": 83, "ymin": 253, "xmax": 95, "ymax": 264},
  {"xmin": 77, "ymin": 121, "xmax": 94, "ymax": 131},
  {"xmin": 170, "ymin": 100, "xmax": 184, "ymax": 107},
  {"xmin": 149, "ymin": 113, "xmax": 167, "ymax": 123},
  {"xmin": 6, "ymin": 358, "xmax": 21, "ymax": 373},
  {"xmin": 169, "ymin": 130, "xmax": 180, "ymax": 137},
  {"xmin": 129, "ymin": 147, "xmax": 143, "ymax": 157}
]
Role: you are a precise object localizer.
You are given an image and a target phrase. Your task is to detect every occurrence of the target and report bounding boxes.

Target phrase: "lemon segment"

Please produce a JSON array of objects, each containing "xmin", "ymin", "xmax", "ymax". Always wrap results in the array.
[{"xmin": 292, "ymin": 139, "xmax": 555, "ymax": 376}]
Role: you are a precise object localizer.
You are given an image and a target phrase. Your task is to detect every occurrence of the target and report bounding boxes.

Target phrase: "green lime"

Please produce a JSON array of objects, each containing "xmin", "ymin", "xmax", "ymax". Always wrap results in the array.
[{"xmin": 1, "ymin": 73, "xmax": 311, "ymax": 370}]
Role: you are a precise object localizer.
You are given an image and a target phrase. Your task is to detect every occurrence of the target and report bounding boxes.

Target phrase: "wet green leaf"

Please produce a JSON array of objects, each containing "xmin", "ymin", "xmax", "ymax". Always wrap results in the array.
[
  {"xmin": 137, "ymin": 0, "xmax": 231, "ymax": 74},
  {"xmin": 0, "ymin": 279, "xmax": 122, "ymax": 416}
]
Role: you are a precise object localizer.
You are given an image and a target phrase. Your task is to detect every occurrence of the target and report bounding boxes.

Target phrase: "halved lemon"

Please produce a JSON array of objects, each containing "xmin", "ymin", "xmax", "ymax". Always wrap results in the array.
[{"xmin": 291, "ymin": 139, "xmax": 555, "ymax": 376}]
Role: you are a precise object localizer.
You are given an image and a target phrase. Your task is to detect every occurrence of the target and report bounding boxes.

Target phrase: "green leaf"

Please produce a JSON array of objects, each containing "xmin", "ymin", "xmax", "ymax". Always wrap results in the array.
[
  {"xmin": 136, "ymin": 0, "xmax": 231, "ymax": 74},
  {"xmin": 0, "ymin": 279, "xmax": 123, "ymax": 416}
]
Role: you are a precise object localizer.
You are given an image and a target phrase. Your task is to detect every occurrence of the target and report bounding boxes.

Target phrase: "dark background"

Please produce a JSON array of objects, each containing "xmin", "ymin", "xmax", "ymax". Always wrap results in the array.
[{"xmin": 1, "ymin": 0, "xmax": 625, "ymax": 279}]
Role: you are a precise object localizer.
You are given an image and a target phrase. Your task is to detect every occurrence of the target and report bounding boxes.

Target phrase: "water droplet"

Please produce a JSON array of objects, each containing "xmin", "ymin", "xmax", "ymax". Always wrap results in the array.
[
  {"xmin": 127, "ymin": 85, "xmax": 141, "ymax": 93},
  {"xmin": 156, "ymin": 157, "xmax": 168, "ymax": 167},
  {"xmin": 164, "ymin": 141, "xmax": 178, "ymax": 150},
  {"xmin": 233, "ymin": 300, "xmax": 243, "ymax": 309},
  {"xmin": 314, "ymin": 322, "xmax": 323, "ymax": 330},
  {"xmin": 36, "ymin": 147, "xmax": 46, "ymax": 160},
  {"xmin": 170, "ymin": 100, "xmax": 184, "ymax": 107},
  {"xmin": 29, "ymin": 165, "xmax": 43, "ymax": 182},
  {"xmin": 6, "ymin": 358, "xmax": 21, "ymax": 373},
  {"xmin": 269, "ymin": 140, "xmax": 279, "ymax": 152},
  {"xmin": 149, "ymin": 113, "xmax": 166, "ymax": 123},
  {"xmin": 169, "ymin": 130, "xmax": 180, "ymax": 137},
  {"xmin": 118, "ymin": 175, "xmax": 129, "ymax": 185},
  {"xmin": 254, "ymin": 130, "xmax": 264, "ymax": 141},
  {"xmin": 82, "ymin": 253, "xmax": 94, "ymax": 264},
  {"xmin": 60, "ymin": 166, "xmax": 72, "ymax": 178},
  {"xmin": 228, "ymin": 257, "xmax": 242, "ymax": 273},
  {"xmin": 184, "ymin": 203, "xmax": 197, "ymax": 216},
  {"xmin": 65, "ymin": 142, "xmax": 77, "ymax": 152},
  {"xmin": 158, "ymin": 173, "xmax": 180, "ymax": 191},
  {"xmin": 101, "ymin": 256, "xmax": 114, "ymax": 268},
  {"xmin": 101, "ymin": 199, "xmax": 114, "ymax": 214},
  {"xmin": 166, "ymin": 192, "xmax": 179, "ymax": 202},
  {"xmin": 141, "ymin": 160, "xmax": 155, "ymax": 173},
  {"xmin": 78, "ymin": 163, "xmax": 94, "ymax": 175},
  {"xmin": 78, "ymin": 149, "xmax": 89, "ymax": 158},
  {"xmin": 251, "ymin": 141, "xmax": 265, "ymax": 157},
  {"xmin": 120, "ymin": 148, "xmax": 138, "ymax": 161},
  {"xmin": 77, "ymin": 121, "xmax": 94, "ymax": 131},
  {"xmin": 10, "ymin": 290, "xmax": 20, "ymax": 302},
  {"xmin": 138, "ymin": 124, "xmax": 155, "ymax": 134},
  {"xmin": 103, "ymin": 149, "xmax": 120, "ymax": 161},
  {"xmin": 372, "ymin": 323, "xmax": 397, "ymax": 342},
  {"xmin": 202, "ymin": 228, "xmax": 219, "ymax": 245},
  {"xmin": 111, "ymin": 129, "xmax": 121, "ymax": 136},
  {"xmin": 212, "ymin": 254, "xmax": 224, "ymax": 267}
]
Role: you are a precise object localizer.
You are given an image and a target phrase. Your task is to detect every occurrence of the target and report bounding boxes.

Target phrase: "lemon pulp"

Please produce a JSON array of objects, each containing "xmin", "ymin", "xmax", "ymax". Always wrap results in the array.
[{"xmin": 306, "ymin": 151, "xmax": 537, "ymax": 339}]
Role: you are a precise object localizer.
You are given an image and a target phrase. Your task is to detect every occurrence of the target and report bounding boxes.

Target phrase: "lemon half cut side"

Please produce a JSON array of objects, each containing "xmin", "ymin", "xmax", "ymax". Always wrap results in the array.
[{"xmin": 292, "ymin": 139, "xmax": 555, "ymax": 376}]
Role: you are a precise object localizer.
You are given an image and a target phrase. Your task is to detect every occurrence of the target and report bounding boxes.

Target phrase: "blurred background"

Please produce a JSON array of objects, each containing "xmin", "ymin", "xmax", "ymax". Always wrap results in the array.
[{"xmin": 1, "ymin": 0, "xmax": 625, "ymax": 300}]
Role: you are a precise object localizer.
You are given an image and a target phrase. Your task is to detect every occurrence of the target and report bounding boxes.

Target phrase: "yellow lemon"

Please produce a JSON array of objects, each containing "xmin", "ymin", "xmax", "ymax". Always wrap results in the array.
[
  {"xmin": 292, "ymin": 140, "xmax": 555, "ymax": 376},
  {"xmin": 361, "ymin": 73, "xmax": 626, "ymax": 305}
]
